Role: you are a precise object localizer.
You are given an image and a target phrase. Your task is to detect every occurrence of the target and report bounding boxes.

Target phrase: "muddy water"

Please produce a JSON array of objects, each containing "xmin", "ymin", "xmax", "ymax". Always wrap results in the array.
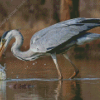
[{"xmin": 0, "ymin": 54, "xmax": 100, "ymax": 100}]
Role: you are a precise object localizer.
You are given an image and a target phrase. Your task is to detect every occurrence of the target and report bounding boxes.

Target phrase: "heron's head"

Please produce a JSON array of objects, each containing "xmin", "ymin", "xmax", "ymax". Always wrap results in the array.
[{"xmin": 0, "ymin": 31, "xmax": 11, "ymax": 57}]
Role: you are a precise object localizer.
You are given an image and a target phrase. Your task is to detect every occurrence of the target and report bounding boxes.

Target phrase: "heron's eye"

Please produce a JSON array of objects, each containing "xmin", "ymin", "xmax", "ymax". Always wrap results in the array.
[{"xmin": 2, "ymin": 39, "xmax": 6, "ymax": 43}]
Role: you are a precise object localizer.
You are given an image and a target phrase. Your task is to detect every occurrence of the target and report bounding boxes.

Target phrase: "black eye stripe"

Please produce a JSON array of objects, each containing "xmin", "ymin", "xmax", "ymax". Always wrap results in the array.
[{"xmin": 2, "ymin": 30, "xmax": 10, "ymax": 38}]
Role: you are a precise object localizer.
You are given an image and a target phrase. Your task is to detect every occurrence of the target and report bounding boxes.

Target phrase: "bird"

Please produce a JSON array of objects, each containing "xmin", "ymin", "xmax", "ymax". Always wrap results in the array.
[
  {"xmin": 0, "ymin": 64, "xmax": 6, "ymax": 80},
  {"xmin": 0, "ymin": 17, "xmax": 100, "ymax": 80}
]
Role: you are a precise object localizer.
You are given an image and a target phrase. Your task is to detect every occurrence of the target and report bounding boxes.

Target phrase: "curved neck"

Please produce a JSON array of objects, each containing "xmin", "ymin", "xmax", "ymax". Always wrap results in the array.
[{"xmin": 8, "ymin": 30, "xmax": 35, "ymax": 61}]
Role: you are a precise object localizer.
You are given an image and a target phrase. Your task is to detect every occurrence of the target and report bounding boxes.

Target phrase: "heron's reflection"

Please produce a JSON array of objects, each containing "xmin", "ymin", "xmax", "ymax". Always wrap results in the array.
[
  {"xmin": 54, "ymin": 81, "xmax": 62, "ymax": 100},
  {"xmin": 6, "ymin": 79, "xmax": 83, "ymax": 100},
  {"xmin": 0, "ymin": 81, "xmax": 6, "ymax": 100}
]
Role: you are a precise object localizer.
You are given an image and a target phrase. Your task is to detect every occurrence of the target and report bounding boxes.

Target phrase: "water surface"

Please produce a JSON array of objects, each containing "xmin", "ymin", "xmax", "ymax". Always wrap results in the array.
[{"xmin": 0, "ymin": 55, "xmax": 100, "ymax": 100}]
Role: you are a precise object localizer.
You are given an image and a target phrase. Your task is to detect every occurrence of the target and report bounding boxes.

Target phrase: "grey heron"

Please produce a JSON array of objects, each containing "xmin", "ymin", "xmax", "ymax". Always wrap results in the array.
[{"xmin": 0, "ymin": 17, "xmax": 100, "ymax": 80}]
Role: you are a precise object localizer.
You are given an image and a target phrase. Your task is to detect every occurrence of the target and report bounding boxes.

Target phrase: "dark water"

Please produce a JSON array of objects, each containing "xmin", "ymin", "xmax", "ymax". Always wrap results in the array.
[{"xmin": 0, "ymin": 55, "xmax": 100, "ymax": 100}]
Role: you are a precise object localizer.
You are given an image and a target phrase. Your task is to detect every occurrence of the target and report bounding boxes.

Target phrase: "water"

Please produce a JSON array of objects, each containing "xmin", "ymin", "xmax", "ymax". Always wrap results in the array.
[
  {"xmin": 1, "ymin": 78, "xmax": 100, "ymax": 100},
  {"xmin": 0, "ymin": 55, "xmax": 100, "ymax": 100}
]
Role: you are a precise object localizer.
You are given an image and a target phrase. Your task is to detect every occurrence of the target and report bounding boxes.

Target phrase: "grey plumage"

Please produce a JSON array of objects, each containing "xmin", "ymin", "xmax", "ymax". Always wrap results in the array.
[
  {"xmin": 0, "ymin": 17, "xmax": 100, "ymax": 79},
  {"xmin": 31, "ymin": 18, "xmax": 100, "ymax": 53}
]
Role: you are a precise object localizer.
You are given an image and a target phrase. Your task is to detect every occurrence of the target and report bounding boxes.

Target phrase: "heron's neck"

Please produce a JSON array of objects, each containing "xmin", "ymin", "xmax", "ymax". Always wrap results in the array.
[{"xmin": 10, "ymin": 31, "xmax": 34, "ymax": 60}]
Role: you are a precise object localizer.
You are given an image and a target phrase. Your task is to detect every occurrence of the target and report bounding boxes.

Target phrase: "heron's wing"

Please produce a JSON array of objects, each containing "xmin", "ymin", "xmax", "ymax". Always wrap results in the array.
[
  {"xmin": 30, "ymin": 18, "xmax": 85, "ymax": 44},
  {"xmin": 30, "ymin": 18, "xmax": 100, "ymax": 53}
]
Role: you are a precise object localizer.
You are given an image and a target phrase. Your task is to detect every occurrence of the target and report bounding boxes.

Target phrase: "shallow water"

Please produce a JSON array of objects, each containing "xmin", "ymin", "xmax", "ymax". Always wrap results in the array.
[{"xmin": 0, "ymin": 55, "xmax": 100, "ymax": 100}]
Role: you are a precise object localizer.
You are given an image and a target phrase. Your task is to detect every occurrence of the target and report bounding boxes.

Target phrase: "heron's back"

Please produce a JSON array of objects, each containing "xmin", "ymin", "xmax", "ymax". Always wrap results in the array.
[{"xmin": 30, "ymin": 18, "xmax": 100, "ymax": 53}]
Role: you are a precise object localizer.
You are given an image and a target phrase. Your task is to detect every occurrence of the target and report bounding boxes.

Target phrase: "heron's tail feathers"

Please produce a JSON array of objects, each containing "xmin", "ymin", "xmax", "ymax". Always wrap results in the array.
[
  {"xmin": 80, "ymin": 18, "xmax": 100, "ymax": 24},
  {"xmin": 76, "ymin": 32, "xmax": 100, "ymax": 45}
]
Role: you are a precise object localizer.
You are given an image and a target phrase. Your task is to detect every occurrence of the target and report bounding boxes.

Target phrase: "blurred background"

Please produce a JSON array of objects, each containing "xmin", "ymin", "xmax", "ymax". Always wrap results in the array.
[
  {"xmin": 0, "ymin": 0, "xmax": 100, "ymax": 29},
  {"xmin": 0, "ymin": 1, "xmax": 100, "ymax": 100}
]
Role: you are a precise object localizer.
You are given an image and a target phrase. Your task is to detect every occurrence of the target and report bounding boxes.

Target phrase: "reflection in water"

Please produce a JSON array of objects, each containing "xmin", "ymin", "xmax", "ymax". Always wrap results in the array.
[
  {"xmin": 8, "ymin": 83, "xmax": 34, "ymax": 89},
  {"xmin": 5, "ymin": 79, "xmax": 90, "ymax": 100},
  {"xmin": 7, "ymin": 80, "xmax": 62, "ymax": 100},
  {"xmin": 0, "ymin": 79, "xmax": 99, "ymax": 100},
  {"xmin": 0, "ymin": 52, "xmax": 100, "ymax": 99},
  {"xmin": 54, "ymin": 81, "xmax": 61, "ymax": 100},
  {"xmin": 0, "ymin": 81, "xmax": 6, "ymax": 100},
  {"xmin": 70, "ymin": 81, "xmax": 82, "ymax": 100}
]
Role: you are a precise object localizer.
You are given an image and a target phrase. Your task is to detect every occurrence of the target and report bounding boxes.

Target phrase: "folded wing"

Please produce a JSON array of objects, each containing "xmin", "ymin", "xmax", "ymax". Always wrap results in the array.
[{"xmin": 30, "ymin": 18, "xmax": 100, "ymax": 53}]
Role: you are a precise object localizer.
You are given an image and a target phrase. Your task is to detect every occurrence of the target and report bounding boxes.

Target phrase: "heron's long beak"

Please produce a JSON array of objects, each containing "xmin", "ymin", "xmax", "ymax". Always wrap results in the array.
[{"xmin": 0, "ymin": 42, "xmax": 5, "ymax": 57}]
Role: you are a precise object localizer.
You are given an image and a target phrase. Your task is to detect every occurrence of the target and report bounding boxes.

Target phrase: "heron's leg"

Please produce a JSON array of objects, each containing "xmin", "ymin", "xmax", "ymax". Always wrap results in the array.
[
  {"xmin": 63, "ymin": 54, "xmax": 79, "ymax": 79},
  {"xmin": 51, "ymin": 53, "xmax": 63, "ymax": 80}
]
